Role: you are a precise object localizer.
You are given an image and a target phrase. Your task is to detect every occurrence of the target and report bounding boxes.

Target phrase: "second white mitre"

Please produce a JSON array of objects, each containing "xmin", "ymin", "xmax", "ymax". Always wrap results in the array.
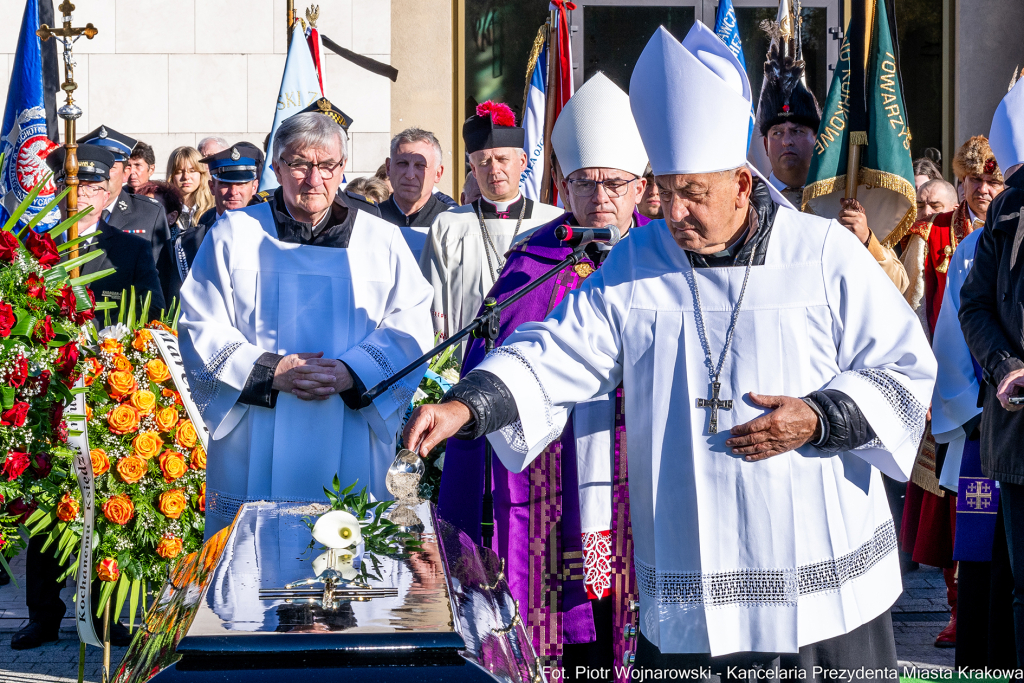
[{"xmin": 473, "ymin": 24, "xmax": 936, "ymax": 657}]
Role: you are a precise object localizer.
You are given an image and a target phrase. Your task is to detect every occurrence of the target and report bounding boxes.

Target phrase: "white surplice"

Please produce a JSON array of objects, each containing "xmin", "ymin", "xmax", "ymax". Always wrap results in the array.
[
  {"xmin": 475, "ymin": 207, "xmax": 936, "ymax": 656},
  {"xmin": 419, "ymin": 197, "xmax": 564, "ymax": 346},
  {"xmin": 931, "ymin": 228, "xmax": 984, "ymax": 492},
  {"xmin": 179, "ymin": 204, "xmax": 434, "ymax": 536}
]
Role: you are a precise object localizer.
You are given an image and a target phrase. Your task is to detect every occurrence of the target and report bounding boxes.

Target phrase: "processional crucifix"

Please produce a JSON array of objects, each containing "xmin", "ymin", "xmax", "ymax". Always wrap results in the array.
[{"xmin": 37, "ymin": 1, "xmax": 98, "ymax": 279}]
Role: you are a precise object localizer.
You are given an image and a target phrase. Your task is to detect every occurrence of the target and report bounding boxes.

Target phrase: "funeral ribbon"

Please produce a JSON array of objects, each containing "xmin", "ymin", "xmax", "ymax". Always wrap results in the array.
[
  {"xmin": 67, "ymin": 377, "xmax": 102, "ymax": 648},
  {"xmin": 150, "ymin": 329, "xmax": 210, "ymax": 451}
]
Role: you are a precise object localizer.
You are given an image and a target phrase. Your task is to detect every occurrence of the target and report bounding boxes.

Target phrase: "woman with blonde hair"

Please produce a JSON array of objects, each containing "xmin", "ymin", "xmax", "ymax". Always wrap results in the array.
[{"xmin": 166, "ymin": 146, "xmax": 214, "ymax": 228}]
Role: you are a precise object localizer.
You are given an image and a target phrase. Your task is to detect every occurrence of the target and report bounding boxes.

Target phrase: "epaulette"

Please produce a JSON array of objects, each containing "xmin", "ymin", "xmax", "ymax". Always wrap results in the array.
[
  {"xmin": 133, "ymin": 193, "xmax": 161, "ymax": 206},
  {"xmin": 250, "ymin": 190, "xmax": 272, "ymax": 205},
  {"xmin": 908, "ymin": 219, "xmax": 933, "ymax": 241},
  {"xmin": 346, "ymin": 190, "xmax": 375, "ymax": 206}
]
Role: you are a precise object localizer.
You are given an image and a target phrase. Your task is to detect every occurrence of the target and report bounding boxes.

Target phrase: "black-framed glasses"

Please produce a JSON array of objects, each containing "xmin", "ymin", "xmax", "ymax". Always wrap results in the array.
[
  {"xmin": 282, "ymin": 158, "xmax": 342, "ymax": 179},
  {"xmin": 566, "ymin": 177, "xmax": 638, "ymax": 198}
]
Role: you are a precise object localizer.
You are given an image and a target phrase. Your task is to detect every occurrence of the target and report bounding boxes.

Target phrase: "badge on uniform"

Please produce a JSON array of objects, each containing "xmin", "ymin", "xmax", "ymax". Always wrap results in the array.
[{"xmin": 118, "ymin": 200, "xmax": 127, "ymax": 211}]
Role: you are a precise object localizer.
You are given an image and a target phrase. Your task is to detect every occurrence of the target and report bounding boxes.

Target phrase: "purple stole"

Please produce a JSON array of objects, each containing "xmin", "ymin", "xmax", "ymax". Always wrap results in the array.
[
  {"xmin": 439, "ymin": 212, "xmax": 643, "ymax": 674},
  {"xmin": 951, "ymin": 356, "xmax": 999, "ymax": 561}
]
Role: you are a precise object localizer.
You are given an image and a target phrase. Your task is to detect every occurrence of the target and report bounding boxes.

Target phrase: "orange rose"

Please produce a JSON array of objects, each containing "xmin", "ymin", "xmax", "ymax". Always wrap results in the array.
[
  {"xmin": 107, "ymin": 370, "xmax": 137, "ymax": 400},
  {"xmin": 100, "ymin": 337, "xmax": 123, "ymax": 355},
  {"xmin": 84, "ymin": 358, "xmax": 103, "ymax": 386},
  {"xmin": 85, "ymin": 404, "xmax": 93, "ymax": 421},
  {"xmin": 155, "ymin": 536, "xmax": 184, "ymax": 559},
  {"xmin": 162, "ymin": 387, "xmax": 183, "ymax": 405},
  {"xmin": 130, "ymin": 390, "xmax": 157, "ymax": 415},
  {"xmin": 102, "ymin": 494, "xmax": 134, "ymax": 525},
  {"xmin": 132, "ymin": 431, "xmax": 163, "ymax": 460},
  {"xmin": 155, "ymin": 406, "xmax": 179, "ymax": 432},
  {"xmin": 90, "ymin": 448, "xmax": 109, "ymax": 476},
  {"xmin": 159, "ymin": 451, "xmax": 188, "ymax": 483},
  {"xmin": 148, "ymin": 320, "xmax": 176, "ymax": 336},
  {"xmin": 146, "ymin": 358, "xmax": 171, "ymax": 384},
  {"xmin": 111, "ymin": 354, "xmax": 133, "ymax": 373},
  {"xmin": 116, "ymin": 455, "xmax": 147, "ymax": 484},
  {"xmin": 107, "ymin": 404, "xmax": 140, "ymax": 435},
  {"xmin": 132, "ymin": 329, "xmax": 152, "ymax": 352},
  {"xmin": 199, "ymin": 482, "xmax": 206, "ymax": 512},
  {"xmin": 96, "ymin": 558, "xmax": 119, "ymax": 582},
  {"xmin": 56, "ymin": 493, "xmax": 79, "ymax": 522},
  {"xmin": 158, "ymin": 489, "xmax": 188, "ymax": 519},
  {"xmin": 190, "ymin": 445, "xmax": 206, "ymax": 470},
  {"xmin": 175, "ymin": 420, "xmax": 198, "ymax": 449}
]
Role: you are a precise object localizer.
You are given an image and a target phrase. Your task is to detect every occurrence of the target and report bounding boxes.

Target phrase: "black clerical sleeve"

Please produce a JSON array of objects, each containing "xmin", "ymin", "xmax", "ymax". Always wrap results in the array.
[
  {"xmin": 338, "ymin": 362, "xmax": 367, "ymax": 411},
  {"xmin": 802, "ymin": 389, "xmax": 878, "ymax": 452},
  {"xmin": 441, "ymin": 369, "xmax": 520, "ymax": 440},
  {"xmin": 239, "ymin": 352, "xmax": 283, "ymax": 408}
]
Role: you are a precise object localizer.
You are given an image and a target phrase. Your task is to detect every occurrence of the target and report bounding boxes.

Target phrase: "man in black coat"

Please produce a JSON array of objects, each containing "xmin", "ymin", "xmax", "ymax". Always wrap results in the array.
[
  {"xmin": 958, "ymin": 160, "xmax": 1024, "ymax": 666},
  {"xmin": 79, "ymin": 125, "xmax": 175, "ymax": 305}
]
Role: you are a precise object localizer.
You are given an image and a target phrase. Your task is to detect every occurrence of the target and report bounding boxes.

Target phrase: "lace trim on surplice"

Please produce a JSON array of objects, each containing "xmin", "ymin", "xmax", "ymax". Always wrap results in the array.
[
  {"xmin": 191, "ymin": 341, "xmax": 244, "ymax": 416},
  {"xmin": 356, "ymin": 341, "xmax": 415, "ymax": 407},
  {"xmin": 846, "ymin": 368, "xmax": 927, "ymax": 445},
  {"xmin": 488, "ymin": 345, "xmax": 562, "ymax": 454},
  {"xmin": 635, "ymin": 520, "xmax": 897, "ymax": 608}
]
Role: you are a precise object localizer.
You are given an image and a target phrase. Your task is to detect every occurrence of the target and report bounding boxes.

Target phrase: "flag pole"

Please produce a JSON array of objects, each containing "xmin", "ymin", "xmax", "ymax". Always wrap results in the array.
[
  {"xmin": 843, "ymin": 0, "xmax": 870, "ymax": 200},
  {"xmin": 539, "ymin": 10, "xmax": 557, "ymax": 205},
  {"xmin": 37, "ymin": 1, "xmax": 98, "ymax": 280},
  {"xmin": 287, "ymin": 0, "xmax": 295, "ymax": 47}
]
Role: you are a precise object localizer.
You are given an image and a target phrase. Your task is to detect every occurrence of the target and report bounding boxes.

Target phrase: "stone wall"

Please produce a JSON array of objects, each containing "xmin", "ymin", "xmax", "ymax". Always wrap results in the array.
[{"xmin": 0, "ymin": 0, "xmax": 393, "ymax": 177}]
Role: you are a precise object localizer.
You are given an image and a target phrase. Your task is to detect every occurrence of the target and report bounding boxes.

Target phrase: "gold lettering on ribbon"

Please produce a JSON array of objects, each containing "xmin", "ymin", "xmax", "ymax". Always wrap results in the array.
[
  {"xmin": 879, "ymin": 53, "xmax": 911, "ymax": 150},
  {"xmin": 815, "ymin": 41, "xmax": 851, "ymax": 155}
]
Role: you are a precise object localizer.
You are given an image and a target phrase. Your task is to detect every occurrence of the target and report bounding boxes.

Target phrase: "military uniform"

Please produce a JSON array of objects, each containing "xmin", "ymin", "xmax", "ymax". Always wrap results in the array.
[{"xmin": 79, "ymin": 125, "xmax": 174, "ymax": 308}]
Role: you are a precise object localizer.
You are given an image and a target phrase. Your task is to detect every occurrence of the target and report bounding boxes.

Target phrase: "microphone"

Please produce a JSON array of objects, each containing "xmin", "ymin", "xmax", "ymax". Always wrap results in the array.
[{"xmin": 555, "ymin": 224, "xmax": 622, "ymax": 247}]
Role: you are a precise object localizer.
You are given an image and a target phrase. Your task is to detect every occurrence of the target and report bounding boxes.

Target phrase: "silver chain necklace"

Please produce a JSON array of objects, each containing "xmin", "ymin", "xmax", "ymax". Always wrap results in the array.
[
  {"xmin": 476, "ymin": 198, "xmax": 527, "ymax": 280},
  {"xmin": 685, "ymin": 255, "xmax": 753, "ymax": 434}
]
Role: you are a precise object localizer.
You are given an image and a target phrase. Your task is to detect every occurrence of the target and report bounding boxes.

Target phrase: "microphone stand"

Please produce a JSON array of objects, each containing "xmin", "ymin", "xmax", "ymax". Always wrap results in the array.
[{"xmin": 360, "ymin": 241, "xmax": 592, "ymax": 548}]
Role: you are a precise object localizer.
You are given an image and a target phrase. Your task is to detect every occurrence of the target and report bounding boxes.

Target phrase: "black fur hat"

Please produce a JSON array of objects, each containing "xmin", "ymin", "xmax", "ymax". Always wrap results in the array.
[{"xmin": 755, "ymin": 41, "xmax": 821, "ymax": 137}]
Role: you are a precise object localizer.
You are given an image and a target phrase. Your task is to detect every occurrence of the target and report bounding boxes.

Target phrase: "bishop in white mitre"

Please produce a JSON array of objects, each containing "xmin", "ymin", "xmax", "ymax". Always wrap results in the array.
[
  {"xmin": 180, "ymin": 113, "xmax": 433, "ymax": 536},
  {"xmin": 420, "ymin": 101, "xmax": 563, "ymax": 350},
  {"xmin": 404, "ymin": 24, "xmax": 936, "ymax": 675}
]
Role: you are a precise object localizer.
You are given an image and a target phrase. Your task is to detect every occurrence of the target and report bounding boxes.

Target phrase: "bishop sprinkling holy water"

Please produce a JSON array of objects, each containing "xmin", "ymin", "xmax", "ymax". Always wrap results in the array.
[{"xmin": 405, "ymin": 23, "xmax": 936, "ymax": 676}]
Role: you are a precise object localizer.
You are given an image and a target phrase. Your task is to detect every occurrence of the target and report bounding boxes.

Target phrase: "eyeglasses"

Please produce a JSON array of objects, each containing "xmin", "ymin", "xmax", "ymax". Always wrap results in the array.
[
  {"xmin": 565, "ymin": 177, "xmax": 638, "ymax": 198},
  {"xmin": 76, "ymin": 184, "xmax": 107, "ymax": 197},
  {"xmin": 282, "ymin": 158, "xmax": 342, "ymax": 180}
]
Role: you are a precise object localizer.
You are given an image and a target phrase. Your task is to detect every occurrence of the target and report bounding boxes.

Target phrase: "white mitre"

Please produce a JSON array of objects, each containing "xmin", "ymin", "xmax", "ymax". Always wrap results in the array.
[
  {"xmin": 551, "ymin": 72, "xmax": 649, "ymax": 177},
  {"xmin": 990, "ymin": 77, "xmax": 1024, "ymax": 172},
  {"xmin": 629, "ymin": 22, "xmax": 793, "ymax": 207}
]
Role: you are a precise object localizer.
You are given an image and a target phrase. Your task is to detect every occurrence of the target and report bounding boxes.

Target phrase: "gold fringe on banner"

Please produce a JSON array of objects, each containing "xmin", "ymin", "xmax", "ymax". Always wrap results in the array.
[
  {"xmin": 800, "ymin": 168, "xmax": 916, "ymax": 248},
  {"xmin": 850, "ymin": 131, "xmax": 869, "ymax": 146},
  {"xmin": 522, "ymin": 25, "xmax": 548, "ymax": 119}
]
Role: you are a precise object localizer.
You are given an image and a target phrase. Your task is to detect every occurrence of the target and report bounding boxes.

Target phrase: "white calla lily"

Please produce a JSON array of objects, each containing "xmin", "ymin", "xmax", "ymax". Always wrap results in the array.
[
  {"xmin": 312, "ymin": 509, "xmax": 363, "ymax": 549},
  {"xmin": 312, "ymin": 550, "xmax": 359, "ymax": 580}
]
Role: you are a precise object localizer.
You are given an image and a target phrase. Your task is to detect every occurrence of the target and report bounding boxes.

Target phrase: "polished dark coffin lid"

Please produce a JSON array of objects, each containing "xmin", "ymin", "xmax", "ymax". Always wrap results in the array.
[{"xmin": 113, "ymin": 501, "xmax": 538, "ymax": 683}]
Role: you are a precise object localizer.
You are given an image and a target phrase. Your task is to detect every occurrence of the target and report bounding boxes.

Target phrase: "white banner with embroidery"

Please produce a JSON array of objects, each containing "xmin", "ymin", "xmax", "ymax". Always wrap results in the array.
[
  {"xmin": 150, "ymin": 329, "xmax": 210, "ymax": 451},
  {"xmin": 67, "ymin": 378, "xmax": 102, "ymax": 648}
]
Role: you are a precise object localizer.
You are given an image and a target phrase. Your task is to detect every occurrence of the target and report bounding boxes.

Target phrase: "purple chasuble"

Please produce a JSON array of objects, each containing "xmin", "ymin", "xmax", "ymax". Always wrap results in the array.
[{"xmin": 438, "ymin": 211, "xmax": 645, "ymax": 673}]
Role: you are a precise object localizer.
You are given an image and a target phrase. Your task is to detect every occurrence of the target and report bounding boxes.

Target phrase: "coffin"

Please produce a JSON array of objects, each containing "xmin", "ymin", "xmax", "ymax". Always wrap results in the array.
[{"xmin": 112, "ymin": 501, "xmax": 541, "ymax": 683}]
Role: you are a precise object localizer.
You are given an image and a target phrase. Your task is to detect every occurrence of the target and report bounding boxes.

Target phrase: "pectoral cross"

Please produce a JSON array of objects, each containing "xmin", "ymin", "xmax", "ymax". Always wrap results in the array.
[{"xmin": 696, "ymin": 381, "xmax": 733, "ymax": 434}]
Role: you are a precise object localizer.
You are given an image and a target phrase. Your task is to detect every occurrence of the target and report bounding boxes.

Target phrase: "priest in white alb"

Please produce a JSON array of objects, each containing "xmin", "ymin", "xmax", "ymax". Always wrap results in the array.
[
  {"xmin": 420, "ymin": 101, "xmax": 563, "ymax": 350},
  {"xmin": 179, "ymin": 113, "xmax": 434, "ymax": 536},
  {"xmin": 404, "ymin": 24, "xmax": 936, "ymax": 676}
]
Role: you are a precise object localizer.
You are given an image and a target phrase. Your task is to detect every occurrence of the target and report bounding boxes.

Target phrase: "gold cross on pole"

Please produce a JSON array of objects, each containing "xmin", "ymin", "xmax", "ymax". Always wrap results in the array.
[{"xmin": 36, "ymin": 1, "xmax": 98, "ymax": 278}]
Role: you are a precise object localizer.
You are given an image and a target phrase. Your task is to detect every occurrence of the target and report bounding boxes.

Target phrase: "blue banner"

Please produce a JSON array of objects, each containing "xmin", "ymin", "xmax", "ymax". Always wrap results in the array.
[
  {"xmin": 520, "ymin": 42, "xmax": 547, "ymax": 201},
  {"xmin": 1, "ymin": 0, "xmax": 59, "ymax": 232},
  {"xmin": 713, "ymin": 0, "xmax": 746, "ymax": 66}
]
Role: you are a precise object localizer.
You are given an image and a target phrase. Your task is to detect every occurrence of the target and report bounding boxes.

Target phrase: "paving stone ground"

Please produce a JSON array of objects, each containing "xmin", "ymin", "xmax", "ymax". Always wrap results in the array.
[{"xmin": 0, "ymin": 549, "xmax": 958, "ymax": 681}]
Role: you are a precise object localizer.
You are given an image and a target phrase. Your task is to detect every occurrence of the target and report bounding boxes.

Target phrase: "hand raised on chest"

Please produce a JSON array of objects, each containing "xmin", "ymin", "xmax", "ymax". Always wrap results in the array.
[{"xmin": 725, "ymin": 392, "xmax": 820, "ymax": 461}]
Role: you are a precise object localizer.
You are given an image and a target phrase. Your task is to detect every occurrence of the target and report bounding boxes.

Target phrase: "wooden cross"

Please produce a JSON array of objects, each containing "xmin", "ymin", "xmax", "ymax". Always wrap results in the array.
[{"xmin": 696, "ymin": 381, "xmax": 733, "ymax": 435}]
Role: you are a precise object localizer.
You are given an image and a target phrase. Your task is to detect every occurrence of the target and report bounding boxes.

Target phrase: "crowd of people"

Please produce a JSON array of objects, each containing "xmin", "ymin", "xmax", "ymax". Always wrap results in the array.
[{"xmin": 4, "ymin": 17, "xmax": 1024, "ymax": 683}]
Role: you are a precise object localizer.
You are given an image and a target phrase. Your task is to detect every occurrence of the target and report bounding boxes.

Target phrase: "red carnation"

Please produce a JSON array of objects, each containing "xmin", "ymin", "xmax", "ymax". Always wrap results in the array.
[
  {"xmin": 25, "ymin": 273, "xmax": 46, "ymax": 301},
  {"xmin": 2, "ymin": 451, "xmax": 31, "ymax": 480},
  {"xmin": 31, "ymin": 453, "xmax": 52, "ymax": 479},
  {"xmin": 6, "ymin": 497, "xmax": 36, "ymax": 522},
  {"xmin": 0, "ymin": 231, "xmax": 19, "ymax": 263},
  {"xmin": 8, "ymin": 356, "xmax": 28, "ymax": 388},
  {"xmin": 55, "ymin": 342, "xmax": 79, "ymax": 377},
  {"xmin": 56, "ymin": 286, "xmax": 76, "ymax": 318},
  {"xmin": 24, "ymin": 231, "xmax": 59, "ymax": 268},
  {"xmin": 1, "ymin": 402, "xmax": 29, "ymax": 427},
  {"xmin": 0, "ymin": 302, "xmax": 15, "ymax": 337},
  {"xmin": 33, "ymin": 315, "xmax": 55, "ymax": 344},
  {"xmin": 73, "ymin": 289, "xmax": 96, "ymax": 325},
  {"xmin": 476, "ymin": 101, "xmax": 516, "ymax": 127}
]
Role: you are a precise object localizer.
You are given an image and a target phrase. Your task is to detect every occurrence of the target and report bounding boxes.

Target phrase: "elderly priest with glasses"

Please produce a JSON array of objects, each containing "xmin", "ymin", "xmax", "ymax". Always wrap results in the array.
[
  {"xmin": 179, "ymin": 113, "xmax": 434, "ymax": 535},
  {"xmin": 405, "ymin": 24, "xmax": 936, "ymax": 677}
]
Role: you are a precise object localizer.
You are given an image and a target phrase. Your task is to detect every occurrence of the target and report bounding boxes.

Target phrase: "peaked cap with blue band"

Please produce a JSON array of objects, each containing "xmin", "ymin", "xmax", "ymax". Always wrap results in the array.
[{"xmin": 77, "ymin": 125, "xmax": 137, "ymax": 163}]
